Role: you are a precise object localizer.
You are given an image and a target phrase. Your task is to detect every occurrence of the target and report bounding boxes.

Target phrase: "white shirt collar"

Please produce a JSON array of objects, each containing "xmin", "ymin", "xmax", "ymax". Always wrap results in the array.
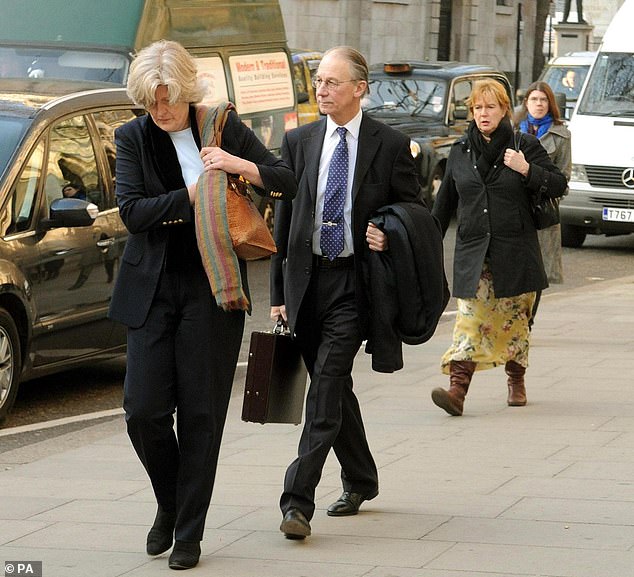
[{"xmin": 326, "ymin": 109, "xmax": 362, "ymax": 140}]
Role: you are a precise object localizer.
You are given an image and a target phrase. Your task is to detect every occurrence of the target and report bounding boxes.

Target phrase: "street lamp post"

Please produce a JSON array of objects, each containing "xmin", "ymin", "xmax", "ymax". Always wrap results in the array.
[{"xmin": 514, "ymin": 2, "xmax": 523, "ymax": 96}]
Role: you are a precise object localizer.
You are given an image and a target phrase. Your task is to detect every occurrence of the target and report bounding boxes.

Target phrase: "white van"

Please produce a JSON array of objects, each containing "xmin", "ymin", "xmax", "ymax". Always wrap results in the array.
[{"xmin": 559, "ymin": 0, "xmax": 634, "ymax": 247}]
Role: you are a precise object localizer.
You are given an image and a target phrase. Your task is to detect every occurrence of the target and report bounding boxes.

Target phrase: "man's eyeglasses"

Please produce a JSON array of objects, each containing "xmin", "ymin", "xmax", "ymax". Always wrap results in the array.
[{"xmin": 312, "ymin": 77, "xmax": 358, "ymax": 91}]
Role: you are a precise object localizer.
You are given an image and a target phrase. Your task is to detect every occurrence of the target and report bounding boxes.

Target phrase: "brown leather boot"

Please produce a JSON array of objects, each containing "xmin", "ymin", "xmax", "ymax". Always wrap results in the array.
[
  {"xmin": 431, "ymin": 360, "xmax": 477, "ymax": 416},
  {"xmin": 505, "ymin": 360, "xmax": 527, "ymax": 406}
]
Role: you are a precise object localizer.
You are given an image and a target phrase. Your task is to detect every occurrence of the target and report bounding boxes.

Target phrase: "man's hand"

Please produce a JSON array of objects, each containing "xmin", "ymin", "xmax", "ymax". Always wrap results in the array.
[
  {"xmin": 270, "ymin": 305, "xmax": 287, "ymax": 323},
  {"xmin": 366, "ymin": 222, "xmax": 388, "ymax": 251}
]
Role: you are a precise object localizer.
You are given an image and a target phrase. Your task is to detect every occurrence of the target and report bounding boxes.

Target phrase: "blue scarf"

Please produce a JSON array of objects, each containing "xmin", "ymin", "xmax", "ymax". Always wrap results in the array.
[{"xmin": 520, "ymin": 112, "xmax": 553, "ymax": 139}]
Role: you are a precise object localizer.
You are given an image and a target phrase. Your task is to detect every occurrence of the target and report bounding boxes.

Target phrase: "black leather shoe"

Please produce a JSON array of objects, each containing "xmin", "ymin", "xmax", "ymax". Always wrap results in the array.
[
  {"xmin": 168, "ymin": 541, "xmax": 201, "ymax": 570},
  {"xmin": 146, "ymin": 507, "xmax": 176, "ymax": 556},
  {"xmin": 280, "ymin": 507, "xmax": 311, "ymax": 539},
  {"xmin": 327, "ymin": 490, "xmax": 378, "ymax": 517}
]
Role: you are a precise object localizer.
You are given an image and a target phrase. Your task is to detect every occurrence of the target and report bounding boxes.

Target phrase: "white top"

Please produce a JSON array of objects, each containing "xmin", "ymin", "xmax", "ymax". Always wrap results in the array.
[
  {"xmin": 313, "ymin": 109, "xmax": 362, "ymax": 257},
  {"xmin": 168, "ymin": 128, "xmax": 204, "ymax": 188}
]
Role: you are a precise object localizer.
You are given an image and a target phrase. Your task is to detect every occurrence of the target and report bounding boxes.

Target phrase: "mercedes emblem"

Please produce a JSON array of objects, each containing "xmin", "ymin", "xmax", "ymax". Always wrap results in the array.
[{"xmin": 622, "ymin": 167, "xmax": 634, "ymax": 189}]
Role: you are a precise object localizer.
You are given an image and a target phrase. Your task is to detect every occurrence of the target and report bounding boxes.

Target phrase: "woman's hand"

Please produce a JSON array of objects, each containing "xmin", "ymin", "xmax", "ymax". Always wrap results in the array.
[
  {"xmin": 200, "ymin": 146, "xmax": 264, "ymax": 188},
  {"xmin": 200, "ymin": 146, "xmax": 235, "ymax": 172},
  {"xmin": 504, "ymin": 148, "xmax": 530, "ymax": 177},
  {"xmin": 366, "ymin": 222, "xmax": 388, "ymax": 252}
]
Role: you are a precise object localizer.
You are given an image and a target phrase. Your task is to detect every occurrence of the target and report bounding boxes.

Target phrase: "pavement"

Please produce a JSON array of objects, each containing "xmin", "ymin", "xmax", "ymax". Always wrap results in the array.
[{"xmin": 1, "ymin": 274, "xmax": 634, "ymax": 577}]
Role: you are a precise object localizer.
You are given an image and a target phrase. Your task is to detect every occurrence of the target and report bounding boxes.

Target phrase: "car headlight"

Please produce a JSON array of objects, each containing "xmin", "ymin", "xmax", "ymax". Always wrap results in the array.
[
  {"xmin": 409, "ymin": 140, "xmax": 421, "ymax": 158},
  {"xmin": 570, "ymin": 163, "xmax": 588, "ymax": 184}
]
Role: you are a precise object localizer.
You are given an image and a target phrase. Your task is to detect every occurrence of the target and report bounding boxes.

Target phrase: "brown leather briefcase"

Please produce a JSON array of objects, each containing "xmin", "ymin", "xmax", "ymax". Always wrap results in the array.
[{"xmin": 241, "ymin": 324, "xmax": 307, "ymax": 424}]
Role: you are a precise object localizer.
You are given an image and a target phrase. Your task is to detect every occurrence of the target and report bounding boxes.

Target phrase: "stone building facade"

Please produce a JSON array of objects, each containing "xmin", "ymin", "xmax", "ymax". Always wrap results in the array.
[
  {"xmin": 279, "ymin": 0, "xmax": 537, "ymax": 88},
  {"xmin": 279, "ymin": 0, "xmax": 624, "ymax": 88}
]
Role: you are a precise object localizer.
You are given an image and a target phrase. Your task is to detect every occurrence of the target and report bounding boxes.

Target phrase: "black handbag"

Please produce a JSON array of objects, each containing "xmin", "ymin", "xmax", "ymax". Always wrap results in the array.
[
  {"xmin": 241, "ymin": 321, "xmax": 307, "ymax": 424},
  {"xmin": 514, "ymin": 132, "xmax": 560, "ymax": 230},
  {"xmin": 532, "ymin": 188, "xmax": 560, "ymax": 230}
]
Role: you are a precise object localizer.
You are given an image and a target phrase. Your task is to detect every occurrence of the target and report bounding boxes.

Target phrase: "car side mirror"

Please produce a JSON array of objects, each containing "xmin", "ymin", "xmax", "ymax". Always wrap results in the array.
[{"xmin": 41, "ymin": 197, "xmax": 98, "ymax": 229}]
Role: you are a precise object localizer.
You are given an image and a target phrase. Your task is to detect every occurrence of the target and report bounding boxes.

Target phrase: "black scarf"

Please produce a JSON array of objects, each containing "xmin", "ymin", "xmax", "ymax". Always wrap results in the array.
[{"xmin": 467, "ymin": 117, "xmax": 514, "ymax": 181}]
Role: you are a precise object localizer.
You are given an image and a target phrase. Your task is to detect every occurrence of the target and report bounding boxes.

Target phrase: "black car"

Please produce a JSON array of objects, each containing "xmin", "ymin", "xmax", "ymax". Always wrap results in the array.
[
  {"xmin": 363, "ymin": 61, "xmax": 513, "ymax": 206},
  {"xmin": 0, "ymin": 79, "xmax": 144, "ymax": 425}
]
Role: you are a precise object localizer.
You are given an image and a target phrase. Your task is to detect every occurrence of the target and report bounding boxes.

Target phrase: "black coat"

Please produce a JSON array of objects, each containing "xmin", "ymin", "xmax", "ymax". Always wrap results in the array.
[
  {"xmin": 365, "ymin": 202, "xmax": 450, "ymax": 373},
  {"xmin": 432, "ymin": 129, "xmax": 568, "ymax": 298}
]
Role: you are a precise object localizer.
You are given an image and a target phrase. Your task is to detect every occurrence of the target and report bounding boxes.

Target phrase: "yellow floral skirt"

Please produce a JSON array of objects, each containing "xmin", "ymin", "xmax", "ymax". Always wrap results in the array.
[{"xmin": 441, "ymin": 263, "xmax": 536, "ymax": 374}]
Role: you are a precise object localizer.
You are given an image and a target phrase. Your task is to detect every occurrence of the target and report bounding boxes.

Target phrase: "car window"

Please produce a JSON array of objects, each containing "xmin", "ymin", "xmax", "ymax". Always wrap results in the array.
[
  {"xmin": 1, "ymin": 140, "xmax": 45, "ymax": 235},
  {"xmin": 47, "ymin": 115, "xmax": 102, "ymax": 210},
  {"xmin": 578, "ymin": 53, "xmax": 634, "ymax": 114},
  {"xmin": 293, "ymin": 59, "xmax": 309, "ymax": 96},
  {"xmin": 92, "ymin": 109, "xmax": 138, "ymax": 197},
  {"xmin": 451, "ymin": 80, "xmax": 474, "ymax": 121},
  {"xmin": 364, "ymin": 79, "xmax": 446, "ymax": 118},
  {"xmin": 0, "ymin": 116, "xmax": 30, "ymax": 177},
  {"xmin": 0, "ymin": 47, "xmax": 127, "ymax": 83},
  {"xmin": 541, "ymin": 65, "xmax": 589, "ymax": 100}
]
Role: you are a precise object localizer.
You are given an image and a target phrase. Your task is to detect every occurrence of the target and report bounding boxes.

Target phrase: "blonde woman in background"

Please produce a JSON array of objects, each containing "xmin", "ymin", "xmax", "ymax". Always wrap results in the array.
[{"xmin": 430, "ymin": 80, "xmax": 567, "ymax": 416}]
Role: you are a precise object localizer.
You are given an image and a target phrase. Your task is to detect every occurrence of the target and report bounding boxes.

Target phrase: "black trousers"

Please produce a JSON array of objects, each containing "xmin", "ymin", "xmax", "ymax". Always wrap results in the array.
[
  {"xmin": 124, "ymin": 267, "xmax": 244, "ymax": 542},
  {"xmin": 280, "ymin": 263, "xmax": 378, "ymax": 520}
]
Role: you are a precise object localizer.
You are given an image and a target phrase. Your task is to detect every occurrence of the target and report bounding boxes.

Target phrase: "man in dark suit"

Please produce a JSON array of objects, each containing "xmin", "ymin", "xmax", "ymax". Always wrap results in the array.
[{"xmin": 270, "ymin": 46, "xmax": 423, "ymax": 539}]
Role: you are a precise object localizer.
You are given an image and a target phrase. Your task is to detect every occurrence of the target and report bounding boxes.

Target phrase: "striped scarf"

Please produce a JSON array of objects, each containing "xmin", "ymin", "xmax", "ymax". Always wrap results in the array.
[{"xmin": 194, "ymin": 102, "xmax": 249, "ymax": 311}]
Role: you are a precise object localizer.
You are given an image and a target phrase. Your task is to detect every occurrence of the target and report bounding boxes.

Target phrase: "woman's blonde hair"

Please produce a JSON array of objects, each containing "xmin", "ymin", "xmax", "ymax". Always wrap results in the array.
[
  {"xmin": 126, "ymin": 40, "xmax": 205, "ymax": 108},
  {"xmin": 467, "ymin": 79, "xmax": 512, "ymax": 120}
]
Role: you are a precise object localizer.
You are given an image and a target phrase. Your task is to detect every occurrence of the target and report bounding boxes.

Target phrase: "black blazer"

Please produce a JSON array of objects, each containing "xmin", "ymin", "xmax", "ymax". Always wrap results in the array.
[
  {"xmin": 109, "ymin": 108, "xmax": 297, "ymax": 328},
  {"xmin": 270, "ymin": 113, "xmax": 423, "ymax": 337},
  {"xmin": 432, "ymin": 130, "xmax": 567, "ymax": 299}
]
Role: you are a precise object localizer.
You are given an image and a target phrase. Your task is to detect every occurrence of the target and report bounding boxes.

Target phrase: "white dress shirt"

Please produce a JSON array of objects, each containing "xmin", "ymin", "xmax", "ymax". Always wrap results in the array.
[{"xmin": 313, "ymin": 109, "xmax": 362, "ymax": 257}]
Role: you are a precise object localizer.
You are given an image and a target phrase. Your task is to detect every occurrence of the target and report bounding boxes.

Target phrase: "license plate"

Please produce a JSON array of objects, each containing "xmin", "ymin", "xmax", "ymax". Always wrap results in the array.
[{"xmin": 602, "ymin": 207, "xmax": 634, "ymax": 222}]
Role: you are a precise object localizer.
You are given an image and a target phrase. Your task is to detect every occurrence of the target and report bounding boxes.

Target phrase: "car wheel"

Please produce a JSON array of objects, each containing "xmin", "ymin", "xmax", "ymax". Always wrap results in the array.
[
  {"xmin": 561, "ymin": 223, "xmax": 587, "ymax": 248},
  {"xmin": 0, "ymin": 308, "xmax": 21, "ymax": 425},
  {"xmin": 428, "ymin": 164, "xmax": 444, "ymax": 208}
]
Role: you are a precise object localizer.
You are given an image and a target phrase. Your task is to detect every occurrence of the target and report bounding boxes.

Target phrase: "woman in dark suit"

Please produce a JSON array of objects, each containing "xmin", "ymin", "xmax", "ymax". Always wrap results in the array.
[
  {"xmin": 431, "ymin": 79, "xmax": 567, "ymax": 416},
  {"xmin": 109, "ymin": 40, "xmax": 296, "ymax": 570}
]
